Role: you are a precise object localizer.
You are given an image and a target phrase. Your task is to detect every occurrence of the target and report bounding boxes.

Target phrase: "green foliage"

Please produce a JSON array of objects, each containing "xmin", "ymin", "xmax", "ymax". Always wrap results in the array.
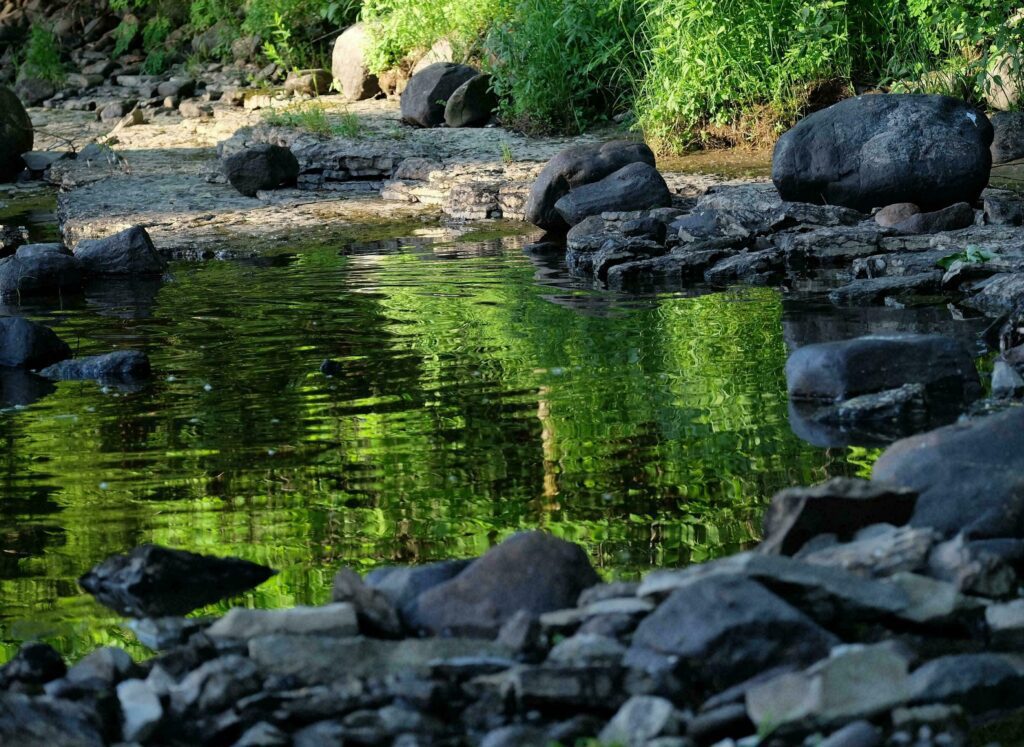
[
  {"xmin": 190, "ymin": 0, "xmax": 241, "ymax": 31},
  {"xmin": 140, "ymin": 14, "xmax": 173, "ymax": 74},
  {"xmin": 937, "ymin": 245, "xmax": 997, "ymax": 270},
  {"xmin": 18, "ymin": 24, "xmax": 65, "ymax": 84},
  {"xmin": 486, "ymin": 0, "xmax": 639, "ymax": 134},
  {"xmin": 112, "ymin": 17, "xmax": 140, "ymax": 57},
  {"xmin": 263, "ymin": 102, "xmax": 364, "ymax": 137}
]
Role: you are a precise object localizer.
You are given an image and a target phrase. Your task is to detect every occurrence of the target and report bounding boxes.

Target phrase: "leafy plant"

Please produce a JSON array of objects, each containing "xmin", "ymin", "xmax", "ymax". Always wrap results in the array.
[
  {"xmin": 937, "ymin": 245, "xmax": 997, "ymax": 270},
  {"xmin": 263, "ymin": 102, "xmax": 364, "ymax": 137},
  {"xmin": 112, "ymin": 17, "xmax": 140, "ymax": 57},
  {"xmin": 18, "ymin": 24, "xmax": 65, "ymax": 84}
]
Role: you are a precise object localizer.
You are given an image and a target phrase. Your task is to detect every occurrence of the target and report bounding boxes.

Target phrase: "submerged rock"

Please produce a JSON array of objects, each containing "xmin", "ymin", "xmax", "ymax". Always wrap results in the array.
[
  {"xmin": 0, "ymin": 86, "xmax": 33, "ymax": 182},
  {"xmin": 0, "ymin": 317, "xmax": 71, "ymax": 369},
  {"xmin": 78, "ymin": 544, "xmax": 277, "ymax": 617},
  {"xmin": 74, "ymin": 225, "xmax": 167, "ymax": 275},
  {"xmin": 773, "ymin": 94, "xmax": 992, "ymax": 212},
  {"xmin": 400, "ymin": 63, "xmax": 478, "ymax": 128},
  {"xmin": 39, "ymin": 350, "xmax": 151, "ymax": 384},
  {"xmin": 553, "ymin": 162, "xmax": 672, "ymax": 227},
  {"xmin": 224, "ymin": 144, "xmax": 300, "ymax": 197}
]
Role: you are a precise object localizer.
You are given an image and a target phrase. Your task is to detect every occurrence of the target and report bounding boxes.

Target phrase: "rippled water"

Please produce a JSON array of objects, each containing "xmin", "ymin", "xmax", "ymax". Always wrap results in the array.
[{"xmin": 0, "ymin": 193, "xmax": 877, "ymax": 661}]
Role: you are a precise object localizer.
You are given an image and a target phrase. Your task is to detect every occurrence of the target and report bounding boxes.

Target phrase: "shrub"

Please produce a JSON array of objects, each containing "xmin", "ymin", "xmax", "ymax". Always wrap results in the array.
[{"xmin": 18, "ymin": 24, "xmax": 65, "ymax": 84}]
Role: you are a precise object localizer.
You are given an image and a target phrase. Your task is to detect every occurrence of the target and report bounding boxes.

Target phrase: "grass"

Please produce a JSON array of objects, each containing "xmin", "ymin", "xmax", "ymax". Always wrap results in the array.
[
  {"xmin": 262, "ymin": 103, "xmax": 364, "ymax": 138},
  {"xmin": 18, "ymin": 24, "xmax": 65, "ymax": 85}
]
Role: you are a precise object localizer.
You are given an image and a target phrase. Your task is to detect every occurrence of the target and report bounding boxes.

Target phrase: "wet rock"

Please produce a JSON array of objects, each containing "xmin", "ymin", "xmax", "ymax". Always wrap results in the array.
[
  {"xmin": 992, "ymin": 358, "xmax": 1024, "ymax": 398},
  {"xmin": 760, "ymin": 478, "xmax": 918, "ymax": 556},
  {"xmin": 554, "ymin": 162, "xmax": 671, "ymax": 227},
  {"xmin": 907, "ymin": 653, "xmax": 1024, "ymax": 713},
  {"xmin": 365, "ymin": 558, "xmax": 471, "ymax": 625},
  {"xmin": 798, "ymin": 524, "xmax": 938, "ymax": 579},
  {"xmin": 66, "ymin": 646, "xmax": 139, "ymax": 687},
  {"xmin": 39, "ymin": 350, "xmax": 152, "ymax": 384},
  {"xmin": 890, "ymin": 202, "xmax": 975, "ymax": 234},
  {"xmin": 704, "ymin": 248, "xmax": 785, "ymax": 285},
  {"xmin": 409, "ymin": 531, "xmax": 600, "ymax": 637},
  {"xmin": 876, "ymin": 203, "xmax": 921, "ymax": 227},
  {"xmin": 206, "ymin": 603, "xmax": 358, "ymax": 639},
  {"xmin": 21, "ymin": 150, "xmax": 69, "ymax": 176},
  {"xmin": 627, "ymin": 574, "xmax": 838, "ymax": 693},
  {"xmin": 777, "ymin": 224, "xmax": 889, "ymax": 267},
  {"xmin": 14, "ymin": 77, "xmax": 55, "ymax": 107},
  {"xmin": 605, "ymin": 248, "xmax": 730, "ymax": 290},
  {"xmin": 127, "ymin": 616, "xmax": 210, "ymax": 650},
  {"xmin": 171, "ymin": 654, "xmax": 262, "ymax": 714},
  {"xmin": 78, "ymin": 544, "xmax": 277, "ymax": 617},
  {"xmin": 158, "ymin": 78, "xmax": 197, "ymax": 99},
  {"xmin": 117, "ymin": 678, "xmax": 163, "ymax": 742},
  {"xmin": 224, "ymin": 144, "xmax": 300, "ymax": 197},
  {"xmin": 965, "ymin": 272, "xmax": 1024, "ymax": 315},
  {"xmin": 873, "ymin": 407, "xmax": 1024, "ymax": 537},
  {"xmin": 0, "ymin": 642, "xmax": 65, "ymax": 688},
  {"xmin": 0, "ymin": 245, "xmax": 83, "ymax": 298},
  {"xmin": 400, "ymin": 62, "xmax": 478, "ymax": 128},
  {"xmin": 773, "ymin": 95, "xmax": 992, "ymax": 212},
  {"xmin": 991, "ymin": 110, "xmax": 1024, "ymax": 164},
  {"xmin": 525, "ymin": 140, "xmax": 656, "ymax": 231},
  {"xmin": 983, "ymin": 189, "xmax": 1024, "ymax": 226},
  {"xmin": 0, "ymin": 691, "xmax": 105, "ymax": 747},
  {"xmin": 480, "ymin": 725, "xmax": 549, "ymax": 747},
  {"xmin": 851, "ymin": 250, "xmax": 951, "ymax": 279},
  {"xmin": 444, "ymin": 73, "xmax": 497, "ymax": 128},
  {"xmin": 928, "ymin": 534, "xmax": 1018, "ymax": 598},
  {"xmin": 808, "ymin": 383, "xmax": 930, "ymax": 435},
  {"xmin": 599, "ymin": 695, "xmax": 684, "ymax": 746},
  {"xmin": 786, "ymin": 334, "xmax": 980, "ymax": 407},
  {"xmin": 331, "ymin": 568, "xmax": 403, "ymax": 638},
  {"xmin": 0, "ymin": 317, "xmax": 71, "ymax": 369},
  {"xmin": 828, "ymin": 272, "xmax": 942, "ymax": 305},
  {"xmin": 73, "ymin": 225, "xmax": 167, "ymax": 275},
  {"xmin": 330, "ymin": 25, "xmax": 380, "ymax": 103}
]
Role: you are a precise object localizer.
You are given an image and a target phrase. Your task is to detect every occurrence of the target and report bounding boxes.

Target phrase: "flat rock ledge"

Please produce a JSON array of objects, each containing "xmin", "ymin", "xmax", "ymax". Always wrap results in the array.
[{"xmin": 9, "ymin": 457, "xmax": 1024, "ymax": 747}]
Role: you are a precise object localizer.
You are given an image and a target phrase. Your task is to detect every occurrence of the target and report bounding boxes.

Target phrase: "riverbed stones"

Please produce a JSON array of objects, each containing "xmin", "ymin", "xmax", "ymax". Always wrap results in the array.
[
  {"xmin": 444, "ymin": 73, "xmax": 498, "ymax": 128},
  {"xmin": 889, "ymin": 202, "xmax": 975, "ymax": 234},
  {"xmin": 40, "ymin": 350, "xmax": 152, "ymax": 384},
  {"xmin": 907, "ymin": 653, "xmax": 1024, "ymax": 713},
  {"xmin": 331, "ymin": 568, "xmax": 403, "ymax": 637},
  {"xmin": 991, "ymin": 111, "xmax": 1024, "ymax": 164},
  {"xmin": 0, "ymin": 691, "xmax": 105, "ymax": 747},
  {"xmin": 73, "ymin": 225, "xmax": 167, "ymax": 275},
  {"xmin": 400, "ymin": 63, "xmax": 478, "ymax": 128},
  {"xmin": 525, "ymin": 140, "xmax": 657, "ymax": 231},
  {"xmin": 0, "ymin": 642, "xmax": 66, "ymax": 689},
  {"xmin": 409, "ymin": 531, "xmax": 600, "ymax": 637},
  {"xmin": 332, "ymin": 23, "xmax": 381, "ymax": 101},
  {"xmin": 553, "ymin": 162, "xmax": 672, "ymax": 227},
  {"xmin": 772, "ymin": 94, "xmax": 993, "ymax": 212},
  {"xmin": 873, "ymin": 407, "xmax": 1024, "ymax": 538},
  {"xmin": 117, "ymin": 678, "xmax": 164, "ymax": 742},
  {"xmin": 0, "ymin": 85, "xmax": 33, "ymax": 182},
  {"xmin": 78, "ymin": 544, "xmax": 277, "ymax": 617},
  {"xmin": 284, "ymin": 69, "xmax": 333, "ymax": 96},
  {"xmin": 0, "ymin": 244, "xmax": 81, "ymax": 298},
  {"xmin": 598, "ymin": 695, "xmax": 683, "ymax": 745},
  {"xmin": 207, "ymin": 603, "xmax": 359, "ymax": 639},
  {"xmin": 0, "ymin": 317, "xmax": 71, "ymax": 369},
  {"xmin": 224, "ymin": 143, "xmax": 300, "ymax": 197}
]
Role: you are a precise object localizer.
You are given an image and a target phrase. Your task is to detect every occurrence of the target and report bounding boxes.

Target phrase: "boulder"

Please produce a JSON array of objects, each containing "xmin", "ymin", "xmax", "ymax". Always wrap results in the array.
[
  {"xmin": 890, "ymin": 202, "xmax": 975, "ymax": 234},
  {"xmin": 785, "ymin": 334, "xmax": 981, "ymax": 406},
  {"xmin": 331, "ymin": 23, "xmax": 381, "ymax": 102},
  {"xmin": 0, "ymin": 86, "xmax": 33, "ymax": 181},
  {"xmin": 284, "ymin": 69, "xmax": 332, "ymax": 96},
  {"xmin": 873, "ymin": 407, "xmax": 1024, "ymax": 538},
  {"xmin": 223, "ymin": 144, "xmax": 299, "ymax": 197},
  {"xmin": 39, "ymin": 350, "xmax": 152, "ymax": 384},
  {"xmin": 444, "ymin": 73, "xmax": 498, "ymax": 128},
  {"xmin": 773, "ymin": 94, "xmax": 992, "ymax": 212},
  {"xmin": 331, "ymin": 567, "xmax": 403, "ymax": 637},
  {"xmin": 599, "ymin": 696, "xmax": 683, "ymax": 746},
  {"xmin": 78, "ymin": 544, "xmax": 277, "ymax": 617},
  {"xmin": 760, "ymin": 478, "xmax": 918, "ymax": 556},
  {"xmin": 0, "ymin": 692, "xmax": 104, "ymax": 747},
  {"xmin": 14, "ymin": 77, "xmax": 55, "ymax": 106},
  {"xmin": 117, "ymin": 678, "xmax": 164, "ymax": 742},
  {"xmin": 400, "ymin": 62, "xmax": 478, "ymax": 128},
  {"xmin": 409, "ymin": 531, "xmax": 600, "ymax": 637},
  {"xmin": 907, "ymin": 653, "xmax": 1024, "ymax": 713},
  {"xmin": 206, "ymin": 604, "xmax": 358, "ymax": 639},
  {"xmin": 365, "ymin": 558, "xmax": 471, "ymax": 624},
  {"xmin": 991, "ymin": 111, "xmax": 1024, "ymax": 164},
  {"xmin": 0, "ymin": 642, "xmax": 65, "ymax": 688},
  {"xmin": 627, "ymin": 574, "xmax": 838, "ymax": 692},
  {"xmin": 0, "ymin": 246, "xmax": 83, "ymax": 298},
  {"xmin": 554, "ymin": 162, "xmax": 672, "ymax": 227},
  {"xmin": 0, "ymin": 317, "xmax": 71, "ymax": 368},
  {"xmin": 157, "ymin": 78, "xmax": 196, "ymax": 99},
  {"xmin": 74, "ymin": 225, "xmax": 166, "ymax": 275},
  {"xmin": 986, "ymin": 54, "xmax": 1020, "ymax": 111},
  {"xmin": 875, "ymin": 203, "xmax": 920, "ymax": 227},
  {"xmin": 983, "ymin": 189, "xmax": 1024, "ymax": 226},
  {"xmin": 525, "ymin": 141, "xmax": 656, "ymax": 231}
]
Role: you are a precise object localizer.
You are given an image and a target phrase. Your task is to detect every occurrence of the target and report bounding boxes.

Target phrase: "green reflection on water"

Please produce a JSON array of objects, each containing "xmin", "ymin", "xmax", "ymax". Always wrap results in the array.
[{"xmin": 0, "ymin": 232, "xmax": 858, "ymax": 662}]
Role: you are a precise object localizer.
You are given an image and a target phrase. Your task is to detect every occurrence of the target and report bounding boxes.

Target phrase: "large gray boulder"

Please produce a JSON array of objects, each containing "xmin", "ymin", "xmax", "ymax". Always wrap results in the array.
[
  {"xmin": 525, "ymin": 140, "xmax": 656, "ymax": 231},
  {"xmin": 444, "ymin": 73, "xmax": 498, "ymax": 128},
  {"xmin": 74, "ymin": 226, "xmax": 167, "ymax": 276},
  {"xmin": 553, "ymin": 162, "xmax": 672, "ymax": 227},
  {"xmin": 223, "ymin": 144, "xmax": 299, "ymax": 197},
  {"xmin": 773, "ymin": 95, "xmax": 992, "ymax": 212},
  {"xmin": 0, "ymin": 316, "xmax": 70, "ymax": 368},
  {"xmin": 991, "ymin": 111, "xmax": 1024, "ymax": 165},
  {"xmin": 0, "ymin": 86, "xmax": 33, "ymax": 182},
  {"xmin": 400, "ymin": 62, "xmax": 478, "ymax": 128},
  {"xmin": 331, "ymin": 23, "xmax": 380, "ymax": 102},
  {"xmin": 409, "ymin": 531, "xmax": 600, "ymax": 637},
  {"xmin": 874, "ymin": 407, "xmax": 1024, "ymax": 538}
]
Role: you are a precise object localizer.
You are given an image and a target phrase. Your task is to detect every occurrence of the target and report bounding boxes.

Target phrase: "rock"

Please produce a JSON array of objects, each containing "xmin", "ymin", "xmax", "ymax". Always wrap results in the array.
[
  {"xmin": 365, "ymin": 558, "xmax": 471, "ymax": 624},
  {"xmin": 127, "ymin": 616, "xmax": 209, "ymax": 650},
  {"xmin": 704, "ymin": 248, "xmax": 785, "ymax": 285},
  {"xmin": 548, "ymin": 633, "xmax": 626, "ymax": 666},
  {"xmin": 627, "ymin": 574, "xmax": 838, "ymax": 692},
  {"xmin": 14, "ymin": 77, "xmax": 55, "ymax": 106},
  {"xmin": 0, "ymin": 692, "xmax": 104, "ymax": 747},
  {"xmin": 99, "ymin": 100, "xmax": 131, "ymax": 122},
  {"xmin": 412, "ymin": 39, "xmax": 456, "ymax": 75},
  {"xmin": 480, "ymin": 725, "xmax": 549, "ymax": 747},
  {"xmin": 599, "ymin": 695, "xmax": 683, "ymax": 746},
  {"xmin": 500, "ymin": 664, "xmax": 623, "ymax": 710},
  {"xmin": 873, "ymin": 407, "xmax": 1024, "ymax": 537},
  {"xmin": 876, "ymin": 203, "xmax": 921, "ymax": 227},
  {"xmin": 828, "ymin": 272, "xmax": 942, "ymax": 305},
  {"xmin": 0, "ymin": 247, "xmax": 83, "ymax": 298},
  {"xmin": 234, "ymin": 721, "xmax": 289, "ymax": 746},
  {"xmin": 179, "ymin": 99, "xmax": 213, "ymax": 119},
  {"xmin": 73, "ymin": 225, "xmax": 166, "ymax": 275},
  {"xmin": 78, "ymin": 544, "xmax": 277, "ymax": 617},
  {"xmin": 928, "ymin": 534, "xmax": 1018, "ymax": 598},
  {"xmin": 331, "ymin": 23, "xmax": 380, "ymax": 102},
  {"xmin": 525, "ymin": 140, "xmax": 656, "ymax": 230},
  {"xmin": 991, "ymin": 111, "xmax": 1024, "ymax": 164},
  {"xmin": 444, "ymin": 73, "xmax": 497, "ymax": 128},
  {"xmin": 0, "ymin": 317, "xmax": 71, "ymax": 368},
  {"xmin": 21, "ymin": 150, "xmax": 68, "ymax": 175},
  {"xmin": 400, "ymin": 62, "xmax": 478, "ymax": 128},
  {"xmin": 66, "ymin": 646, "xmax": 138, "ymax": 686},
  {"xmin": 992, "ymin": 359, "xmax": 1024, "ymax": 398},
  {"xmin": 0, "ymin": 642, "xmax": 66, "ymax": 688},
  {"xmin": 986, "ymin": 599, "xmax": 1024, "ymax": 648},
  {"xmin": 907, "ymin": 654, "xmax": 1024, "ymax": 713},
  {"xmin": 331, "ymin": 568, "xmax": 403, "ymax": 637},
  {"xmin": 171, "ymin": 654, "xmax": 262, "ymax": 713},
  {"xmin": 760, "ymin": 478, "xmax": 918, "ymax": 556},
  {"xmin": 284, "ymin": 69, "xmax": 332, "ymax": 96},
  {"xmin": 745, "ymin": 644, "xmax": 911, "ymax": 729},
  {"xmin": 984, "ymin": 189, "xmax": 1024, "ymax": 226},
  {"xmin": 799, "ymin": 525, "xmax": 938, "ymax": 579},
  {"xmin": 224, "ymin": 144, "xmax": 299, "ymax": 197},
  {"xmin": 773, "ymin": 94, "xmax": 992, "ymax": 212},
  {"xmin": 117, "ymin": 678, "xmax": 163, "ymax": 742},
  {"xmin": 890, "ymin": 202, "xmax": 975, "ymax": 234},
  {"xmin": 39, "ymin": 350, "xmax": 151, "ymax": 384},
  {"xmin": 157, "ymin": 78, "xmax": 196, "ymax": 99},
  {"xmin": 207, "ymin": 603, "xmax": 358, "ymax": 639},
  {"xmin": 818, "ymin": 721, "xmax": 884, "ymax": 747},
  {"xmin": 553, "ymin": 162, "xmax": 672, "ymax": 227},
  {"xmin": 409, "ymin": 531, "xmax": 600, "ymax": 637}
]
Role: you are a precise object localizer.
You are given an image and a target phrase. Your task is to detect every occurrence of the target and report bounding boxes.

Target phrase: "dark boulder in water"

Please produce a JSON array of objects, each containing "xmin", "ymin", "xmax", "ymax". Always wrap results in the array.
[
  {"xmin": 40, "ymin": 350, "xmax": 151, "ymax": 384},
  {"xmin": 0, "ymin": 316, "xmax": 71, "ymax": 369},
  {"xmin": 79, "ymin": 544, "xmax": 277, "ymax": 617}
]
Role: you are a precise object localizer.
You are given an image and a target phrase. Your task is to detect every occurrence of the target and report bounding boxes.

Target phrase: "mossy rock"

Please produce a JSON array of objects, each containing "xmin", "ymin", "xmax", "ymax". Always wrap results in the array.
[{"xmin": 0, "ymin": 87, "xmax": 33, "ymax": 183}]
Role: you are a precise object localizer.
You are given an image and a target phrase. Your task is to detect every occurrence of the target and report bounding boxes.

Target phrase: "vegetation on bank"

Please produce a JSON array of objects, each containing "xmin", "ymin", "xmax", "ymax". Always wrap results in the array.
[{"xmin": 13, "ymin": 0, "xmax": 1024, "ymax": 149}]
